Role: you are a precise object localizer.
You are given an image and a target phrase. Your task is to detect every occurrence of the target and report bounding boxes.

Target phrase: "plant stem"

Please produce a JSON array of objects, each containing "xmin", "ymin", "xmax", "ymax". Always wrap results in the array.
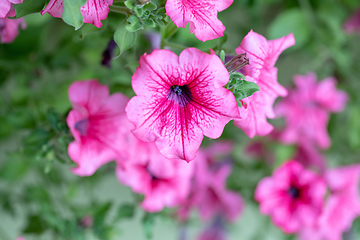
[{"xmin": 109, "ymin": 5, "xmax": 132, "ymax": 17}]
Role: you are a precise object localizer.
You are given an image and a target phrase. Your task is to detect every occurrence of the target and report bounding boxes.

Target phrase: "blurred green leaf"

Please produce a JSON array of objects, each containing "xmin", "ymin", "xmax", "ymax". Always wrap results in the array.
[
  {"xmin": 126, "ymin": 15, "xmax": 143, "ymax": 32},
  {"xmin": 142, "ymin": 213, "xmax": 156, "ymax": 239},
  {"xmin": 14, "ymin": 0, "xmax": 48, "ymax": 18},
  {"xmin": 23, "ymin": 215, "xmax": 46, "ymax": 234},
  {"xmin": 116, "ymin": 203, "xmax": 135, "ymax": 221},
  {"xmin": 268, "ymin": 9, "xmax": 310, "ymax": 49}
]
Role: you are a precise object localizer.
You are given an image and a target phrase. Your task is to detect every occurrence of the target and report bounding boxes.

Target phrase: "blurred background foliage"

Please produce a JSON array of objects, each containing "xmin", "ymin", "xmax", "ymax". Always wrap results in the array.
[{"xmin": 0, "ymin": 0, "xmax": 360, "ymax": 239}]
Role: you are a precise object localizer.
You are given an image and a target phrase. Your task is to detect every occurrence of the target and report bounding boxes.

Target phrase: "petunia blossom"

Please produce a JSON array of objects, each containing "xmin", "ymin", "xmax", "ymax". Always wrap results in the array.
[
  {"xmin": 0, "ymin": 17, "xmax": 26, "ymax": 43},
  {"xmin": 41, "ymin": 0, "xmax": 113, "ymax": 28},
  {"xmin": 0, "ymin": 0, "xmax": 23, "ymax": 18},
  {"xmin": 293, "ymin": 139, "xmax": 326, "ymax": 173},
  {"xmin": 178, "ymin": 142, "xmax": 243, "ymax": 223},
  {"xmin": 255, "ymin": 160, "xmax": 326, "ymax": 233},
  {"xmin": 233, "ymin": 30, "xmax": 295, "ymax": 138},
  {"xmin": 299, "ymin": 165, "xmax": 360, "ymax": 240},
  {"xmin": 126, "ymin": 48, "xmax": 240, "ymax": 162},
  {"xmin": 165, "ymin": 0, "xmax": 233, "ymax": 42},
  {"xmin": 116, "ymin": 139, "xmax": 194, "ymax": 212},
  {"xmin": 275, "ymin": 73, "xmax": 348, "ymax": 149},
  {"xmin": 67, "ymin": 80, "xmax": 131, "ymax": 176}
]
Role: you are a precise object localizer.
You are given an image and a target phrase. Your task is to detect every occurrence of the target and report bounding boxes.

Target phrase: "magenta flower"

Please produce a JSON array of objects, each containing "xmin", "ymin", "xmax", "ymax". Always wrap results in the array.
[
  {"xmin": 116, "ymin": 139, "xmax": 194, "ymax": 212},
  {"xmin": 299, "ymin": 165, "xmax": 360, "ymax": 240},
  {"xmin": 255, "ymin": 160, "xmax": 326, "ymax": 233},
  {"xmin": 293, "ymin": 139, "xmax": 326, "ymax": 173},
  {"xmin": 67, "ymin": 80, "xmax": 131, "ymax": 176},
  {"xmin": 344, "ymin": 9, "xmax": 360, "ymax": 34},
  {"xmin": 233, "ymin": 30, "xmax": 295, "ymax": 138},
  {"xmin": 126, "ymin": 48, "xmax": 240, "ymax": 162},
  {"xmin": 0, "ymin": 17, "xmax": 26, "ymax": 43},
  {"xmin": 179, "ymin": 143, "xmax": 243, "ymax": 222},
  {"xmin": 0, "ymin": 0, "xmax": 23, "ymax": 18},
  {"xmin": 165, "ymin": 0, "xmax": 233, "ymax": 42},
  {"xmin": 275, "ymin": 73, "xmax": 348, "ymax": 149},
  {"xmin": 41, "ymin": 0, "xmax": 113, "ymax": 28}
]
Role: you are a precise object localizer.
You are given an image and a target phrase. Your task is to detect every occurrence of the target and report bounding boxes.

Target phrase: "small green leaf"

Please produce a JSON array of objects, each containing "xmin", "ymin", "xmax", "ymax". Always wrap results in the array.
[
  {"xmin": 228, "ymin": 78, "xmax": 260, "ymax": 107},
  {"xmin": 142, "ymin": 213, "xmax": 156, "ymax": 239},
  {"xmin": 14, "ymin": 0, "xmax": 48, "ymax": 18},
  {"xmin": 116, "ymin": 204, "xmax": 135, "ymax": 221},
  {"xmin": 114, "ymin": 23, "xmax": 137, "ymax": 55},
  {"xmin": 143, "ymin": 18, "xmax": 156, "ymax": 27},
  {"xmin": 124, "ymin": 0, "xmax": 135, "ymax": 10},
  {"xmin": 126, "ymin": 15, "xmax": 143, "ymax": 32},
  {"xmin": 220, "ymin": 50, "xmax": 225, "ymax": 63},
  {"xmin": 62, "ymin": 0, "xmax": 87, "ymax": 30},
  {"xmin": 143, "ymin": 2, "xmax": 157, "ymax": 11},
  {"xmin": 134, "ymin": 7, "xmax": 144, "ymax": 17}
]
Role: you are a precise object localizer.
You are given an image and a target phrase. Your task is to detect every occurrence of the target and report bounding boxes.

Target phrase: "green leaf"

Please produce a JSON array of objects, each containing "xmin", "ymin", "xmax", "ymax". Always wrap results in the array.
[
  {"xmin": 62, "ymin": 0, "xmax": 87, "ymax": 30},
  {"xmin": 142, "ymin": 213, "xmax": 156, "ymax": 239},
  {"xmin": 14, "ymin": 0, "xmax": 48, "ymax": 18},
  {"xmin": 124, "ymin": 0, "xmax": 135, "ymax": 10},
  {"xmin": 143, "ymin": 18, "xmax": 156, "ymax": 27},
  {"xmin": 126, "ymin": 15, "xmax": 143, "ymax": 32},
  {"xmin": 134, "ymin": 7, "xmax": 144, "ymax": 17},
  {"xmin": 220, "ymin": 50, "xmax": 225, "ymax": 63},
  {"xmin": 143, "ymin": 2, "xmax": 157, "ymax": 11},
  {"xmin": 161, "ymin": 21, "xmax": 178, "ymax": 40},
  {"xmin": 23, "ymin": 215, "xmax": 46, "ymax": 234},
  {"xmin": 116, "ymin": 204, "xmax": 135, "ymax": 221},
  {"xmin": 229, "ymin": 79, "xmax": 260, "ymax": 107},
  {"xmin": 268, "ymin": 9, "xmax": 310, "ymax": 49},
  {"xmin": 114, "ymin": 23, "xmax": 137, "ymax": 55}
]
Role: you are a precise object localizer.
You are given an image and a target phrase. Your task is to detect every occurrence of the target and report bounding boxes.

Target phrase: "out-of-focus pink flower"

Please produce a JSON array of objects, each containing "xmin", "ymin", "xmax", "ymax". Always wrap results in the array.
[
  {"xmin": 16, "ymin": 237, "xmax": 25, "ymax": 240},
  {"xmin": 293, "ymin": 139, "xmax": 326, "ymax": 173},
  {"xmin": 255, "ymin": 160, "xmax": 326, "ymax": 233},
  {"xmin": 0, "ymin": 17, "xmax": 26, "ymax": 43},
  {"xmin": 179, "ymin": 142, "xmax": 243, "ymax": 222},
  {"xmin": 233, "ymin": 30, "xmax": 295, "ymax": 138},
  {"xmin": 198, "ymin": 217, "xmax": 226, "ymax": 240},
  {"xmin": 344, "ymin": 9, "xmax": 360, "ymax": 34},
  {"xmin": 299, "ymin": 165, "xmax": 360, "ymax": 240},
  {"xmin": 67, "ymin": 80, "xmax": 131, "ymax": 176},
  {"xmin": 275, "ymin": 73, "xmax": 348, "ymax": 149},
  {"xmin": 116, "ymin": 139, "xmax": 193, "ymax": 212},
  {"xmin": 0, "ymin": 0, "xmax": 23, "ymax": 18},
  {"xmin": 165, "ymin": 0, "xmax": 233, "ymax": 42},
  {"xmin": 41, "ymin": 0, "xmax": 113, "ymax": 28},
  {"xmin": 126, "ymin": 48, "xmax": 240, "ymax": 162}
]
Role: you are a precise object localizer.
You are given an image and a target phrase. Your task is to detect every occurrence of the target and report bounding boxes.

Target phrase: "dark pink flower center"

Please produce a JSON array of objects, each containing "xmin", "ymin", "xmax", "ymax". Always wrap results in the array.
[
  {"xmin": 167, "ymin": 85, "xmax": 193, "ymax": 107},
  {"xmin": 288, "ymin": 186, "xmax": 300, "ymax": 199},
  {"xmin": 75, "ymin": 118, "xmax": 89, "ymax": 136}
]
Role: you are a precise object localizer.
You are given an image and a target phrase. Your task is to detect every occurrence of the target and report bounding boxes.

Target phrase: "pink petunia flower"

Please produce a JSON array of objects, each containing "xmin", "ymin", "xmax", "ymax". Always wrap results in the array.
[
  {"xmin": 299, "ymin": 165, "xmax": 360, "ymax": 240},
  {"xmin": 179, "ymin": 142, "xmax": 243, "ymax": 223},
  {"xmin": 116, "ymin": 139, "xmax": 194, "ymax": 212},
  {"xmin": 0, "ymin": 17, "xmax": 26, "ymax": 43},
  {"xmin": 126, "ymin": 48, "xmax": 240, "ymax": 162},
  {"xmin": 343, "ymin": 9, "xmax": 360, "ymax": 34},
  {"xmin": 255, "ymin": 160, "xmax": 326, "ymax": 233},
  {"xmin": 0, "ymin": 0, "xmax": 23, "ymax": 18},
  {"xmin": 275, "ymin": 73, "xmax": 348, "ymax": 149},
  {"xmin": 66, "ymin": 80, "xmax": 131, "ymax": 176},
  {"xmin": 293, "ymin": 139, "xmax": 326, "ymax": 173},
  {"xmin": 16, "ymin": 237, "xmax": 25, "ymax": 240},
  {"xmin": 41, "ymin": 0, "xmax": 113, "ymax": 28},
  {"xmin": 165, "ymin": 0, "xmax": 233, "ymax": 42},
  {"xmin": 233, "ymin": 30, "xmax": 295, "ymax": 138}
]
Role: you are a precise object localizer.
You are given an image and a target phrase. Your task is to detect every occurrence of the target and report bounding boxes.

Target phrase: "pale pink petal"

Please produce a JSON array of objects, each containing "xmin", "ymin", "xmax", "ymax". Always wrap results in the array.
[
  {"xmin": 0, "ymin": 17, "xmax": 26, "ymax": 44},
  {"xmin": 81, "ymin": 0, "xmax": 113, "ymax": 28},
  {"xmin": 41, "ymin": 0, "xmax": 63, "ymax": 18},
  {"xmin": 0, "ymin": 0, "xmax": 11, "ymax": 18},
  {"xmin": 165, "ymin": 0, "xmax": 230, "ymax": 42},
  {"xmin": 316, "ymin": 77, "xmax": 348, "ymax": 112}
]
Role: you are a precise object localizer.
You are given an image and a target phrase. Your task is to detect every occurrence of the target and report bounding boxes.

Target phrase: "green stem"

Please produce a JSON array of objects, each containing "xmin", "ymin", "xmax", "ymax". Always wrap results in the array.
[
  {"xmin": 109, "ymin": 5, "xmax": 132, "ymax": 17},
  {"xmin": 162, "ymin": 41, "xmax": 187, "ymax": 51}
]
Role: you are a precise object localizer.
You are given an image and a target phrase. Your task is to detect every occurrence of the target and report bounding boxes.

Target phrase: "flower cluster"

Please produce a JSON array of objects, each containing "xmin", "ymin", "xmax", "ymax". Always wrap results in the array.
[{"xmin": 256, "ymin": 160, "xmax": 360, "ymax": 239}]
